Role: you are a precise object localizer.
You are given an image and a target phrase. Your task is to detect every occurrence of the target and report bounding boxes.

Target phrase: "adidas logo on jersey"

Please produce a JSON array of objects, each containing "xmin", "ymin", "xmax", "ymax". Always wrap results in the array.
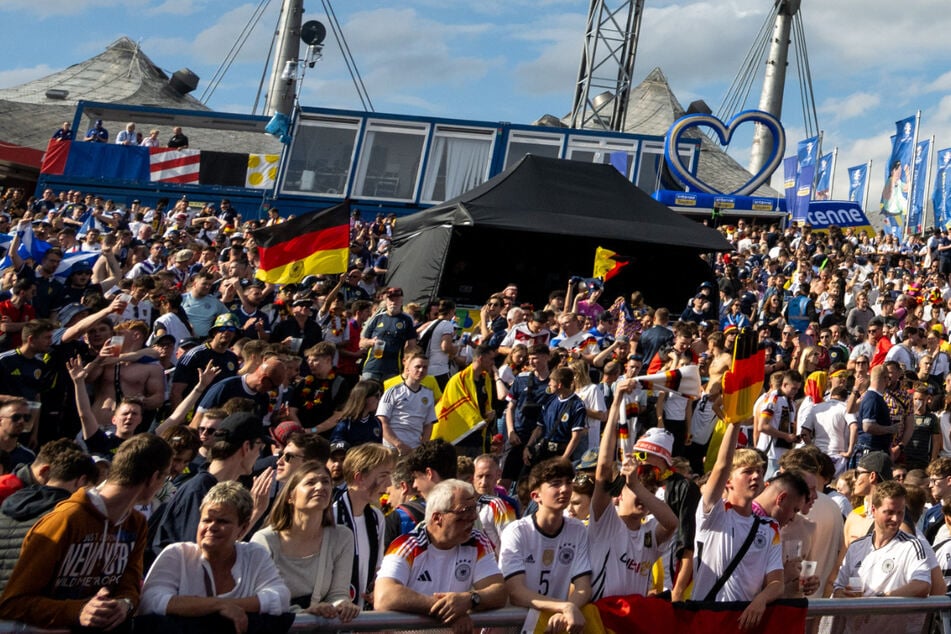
[
  {"xmin": 525, "ymin": 554, "xmax": 535, "ymax": 564},
  {"xmin": 417, "ymin": 570, "xmax": 433, "ymax": 582}
]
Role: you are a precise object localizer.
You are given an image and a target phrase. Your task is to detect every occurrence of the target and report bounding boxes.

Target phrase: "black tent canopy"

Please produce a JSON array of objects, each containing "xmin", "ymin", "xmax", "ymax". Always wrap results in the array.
[{"xmin": 388, "ymin": 155, "xmax": 731, "ymax": 310}]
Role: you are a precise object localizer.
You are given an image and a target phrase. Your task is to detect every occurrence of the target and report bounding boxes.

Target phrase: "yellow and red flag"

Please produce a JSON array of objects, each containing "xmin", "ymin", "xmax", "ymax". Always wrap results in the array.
[
  {"xmin": 593, "ymin": 246, "xmax": 630, "ymax": 281},
  {"xmin": 252, "ymin": 202, "xmax": 349, "ymax": 284},
  {"xmin": 720, "ymin": 328, "xmax": 765, "ymax": 425}
]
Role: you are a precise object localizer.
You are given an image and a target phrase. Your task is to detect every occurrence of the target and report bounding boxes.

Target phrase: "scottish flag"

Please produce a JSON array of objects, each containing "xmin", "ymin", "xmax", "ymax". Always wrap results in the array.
[
  {"xmin": 909, "ymin": 139, "xmax": 930, "ymax": 232},
  {"xmin": 17, "ymin": 223, "xmax": 52, "ymax": 262},
  {"xmin": 53, "ymin": 251, "xmax": 100, "ymax": 281},
  {"xmin": 848, "ymin": 164, "xmax": 869, "ymax": 208},
  {"xmin": 933, "ymin": 148, "xmax": 951, "ymax": 229}
]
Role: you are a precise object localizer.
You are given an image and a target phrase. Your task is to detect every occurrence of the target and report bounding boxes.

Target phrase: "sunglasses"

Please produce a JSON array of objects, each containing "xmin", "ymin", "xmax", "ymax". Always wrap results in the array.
[{"xmin": 5, "ymin": 413, "xmax": 30, "ymax": 423}]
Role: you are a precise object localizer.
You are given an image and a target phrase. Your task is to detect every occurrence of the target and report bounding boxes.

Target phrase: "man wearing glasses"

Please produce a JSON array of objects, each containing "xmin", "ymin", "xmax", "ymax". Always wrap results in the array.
[
  {"xmin": 375, "ymin": 479, "xmax": 507, "ymax": 631},
  {"xmin": 478, "ymin": 294, "xmax": 508, "ymax": 349},
  {"xmin": 0, "ymin": 397, "xmax": 35, "ymax": 467},
  {"xmin": 849, "ymin": 317, "xmax": 885, "ymax": 369}
]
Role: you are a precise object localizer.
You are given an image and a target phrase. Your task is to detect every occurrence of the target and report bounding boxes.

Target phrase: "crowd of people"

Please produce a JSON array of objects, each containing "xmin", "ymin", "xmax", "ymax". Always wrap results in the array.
[{"xmin": 0, "ymin": 185, "xmax": 950, "ymax": 633}]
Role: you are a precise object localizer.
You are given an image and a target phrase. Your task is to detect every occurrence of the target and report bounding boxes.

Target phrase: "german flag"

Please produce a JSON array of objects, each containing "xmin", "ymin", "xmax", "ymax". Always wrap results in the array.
[
  {"xmin": 593, "ymin": 246, "xmax": 630, "ymax": 282},
  {"xmin": 252, "ymin": 201, "xmax": 349, "ymax": 284},
  {"xmin": 720, "ymin": 328, "xmax": 765, "ymax": 425}
]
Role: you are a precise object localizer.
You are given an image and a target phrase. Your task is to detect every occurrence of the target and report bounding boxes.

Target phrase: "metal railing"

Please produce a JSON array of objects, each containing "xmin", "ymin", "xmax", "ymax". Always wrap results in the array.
[{"xmin": 1, "ymin": 598, "xmax": 950, "ymax": 633}]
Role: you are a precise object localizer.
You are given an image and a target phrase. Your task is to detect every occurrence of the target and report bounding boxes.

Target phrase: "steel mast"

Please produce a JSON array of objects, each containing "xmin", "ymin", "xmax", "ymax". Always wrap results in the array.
[
  {"xmin": 569, "ymin": 0, "xmax": 645, "ymax": 131},
  {"xmin": 265, "ymin": 0, "xmax": 303, "ymax": 116}
]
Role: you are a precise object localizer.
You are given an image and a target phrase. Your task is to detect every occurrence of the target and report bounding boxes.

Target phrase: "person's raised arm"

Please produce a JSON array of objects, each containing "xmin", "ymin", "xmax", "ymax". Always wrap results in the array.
[
  {"xmin": 154, "ymin": 362, "xmax": 221, "ymax": 435},
  {"xmin": 622, "ymin": 458, "xmax": 678, "ymax": 544},
  {"xmin": 68, "ymin": 357, "xmax": 101, "ymax": 441},
  {"xmin": 701, "ymin": 419, "xmax": 743, "ymax": 513},
  {"xmin": 593, "ymin": 383, "xmax": 624, "ymax": 521}
]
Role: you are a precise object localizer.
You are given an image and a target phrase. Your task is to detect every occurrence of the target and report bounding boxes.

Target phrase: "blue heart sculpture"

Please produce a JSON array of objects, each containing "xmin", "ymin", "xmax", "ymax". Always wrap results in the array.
[{"xmin": 663, "ymin": 109, "xmax": 786, "ymax": 196}]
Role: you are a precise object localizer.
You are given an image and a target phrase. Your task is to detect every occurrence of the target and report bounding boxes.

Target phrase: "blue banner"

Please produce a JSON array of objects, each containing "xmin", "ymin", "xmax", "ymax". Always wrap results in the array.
[
  {"xmin": 64, "ymin": 143, "xmax": 150, "ymax": 182},
  {"xmin": 880, "ymin": 115, "xmax": 916, "ymax": 236},
  {"xmin": 934, "ymin": 148, "xmax": 951, "ymax": 229},
  {"xmin": 784, "ymin": 156, "xmax": 800, "ymax": 221},
  {"xmin": 806, "ymin": 201, "xmax": 874, "ymax": 235},
  {"xmin": 848, "ymin": 163, "xmax": 868, "ymax": 208},
  {"xmin": 797, "ymin": 136, "xmax": 819, "ymax": 168},
  {"xmin": 814, "ymin": 152, "xmax": 833, "ymax": 200},
  {"xmin": 653, "ymin": 190, "xmax": 785, "ymax": 212},
  {"xmin": 909, "ymin": 139, "xmax": 930, "ymax": 232},
  {"xmin": 796, "ymin": 164, "xmax": 815, "ymax": 224}
]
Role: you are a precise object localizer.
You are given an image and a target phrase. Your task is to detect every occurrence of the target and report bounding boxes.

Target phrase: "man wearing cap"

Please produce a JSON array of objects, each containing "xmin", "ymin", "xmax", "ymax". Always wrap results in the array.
[
  {"xmin": 168, "ymin": 249, "xmax": 194, "ymax": 289},
  {"xmin": 84, "ymin": 119, "xmax": 108, "ymax": 143},
  {"xmin": 181, "ymin": 271, "xmax": 228, "ymax": 338},
  {"xmin": 360, "ymin": 287, "xmax": 417, "ymax": 381},
  {"xmin": 843, "ymin": 451, "xmax": 909, "ymax": 545},
  {"xmin": 148, "ymin": 412, "xmax": 274, "ymax": 559},
  {"xmin": 271, "ymin": 295, "xmax": 323, "ymax": 355},
  {"xmin": 170, "ymin": 313, "xmax": 240, "ymax": 407},
  {"xmin": 590, "ymin": 393, "xmax": 679, "ymax": 600}
]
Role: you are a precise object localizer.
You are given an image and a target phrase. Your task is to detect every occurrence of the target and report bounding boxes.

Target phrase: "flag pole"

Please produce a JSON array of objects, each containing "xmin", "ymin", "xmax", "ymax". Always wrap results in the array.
[
  {"xmin": 903, "ymin": 110, "xmax": 922, "ymax": 241},
  {"xmin": 864, "ymin": 159, "xmax": 873, "ymax": 213},
  {"xmin": 829, "ymin": 146, "xmax": 838, "ymax": 199},
  {"xmin": 927, "ymin": 134, "xmax": 936, "ymax": 231}
]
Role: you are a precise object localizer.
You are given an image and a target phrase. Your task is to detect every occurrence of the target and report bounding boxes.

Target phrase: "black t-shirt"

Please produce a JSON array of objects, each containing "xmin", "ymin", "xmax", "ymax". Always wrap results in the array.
[{"xmin": 172, "ymin": 344, "xmax": 240, "ymax": 387}]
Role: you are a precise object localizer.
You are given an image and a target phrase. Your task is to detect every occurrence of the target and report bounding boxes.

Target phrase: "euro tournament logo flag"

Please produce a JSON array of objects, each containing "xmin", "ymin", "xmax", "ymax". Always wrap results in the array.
[
  {"xmin": 593, "ymin": 247, "xmax": 630, "ymax": 282},
  {"xmin": 252, "ymin": 202, "xmax": 349, "ymax": 284},
  {"xmin": 721, "ymin": 328, "xmax": 765, "ymax": 424},
  {"xmin": 934, "ymin": 148, "xmax": 951, "ymax": 229}
]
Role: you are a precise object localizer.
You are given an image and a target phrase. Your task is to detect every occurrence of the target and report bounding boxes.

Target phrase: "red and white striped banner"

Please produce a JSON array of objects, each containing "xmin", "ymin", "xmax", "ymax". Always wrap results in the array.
[{"xmin": 149, "ymin": 147, "xmax": 200, "ymax": 183}]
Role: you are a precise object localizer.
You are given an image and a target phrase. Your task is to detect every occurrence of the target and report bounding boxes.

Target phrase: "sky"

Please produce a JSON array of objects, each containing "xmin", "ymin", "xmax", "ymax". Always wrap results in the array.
[{"xmin": 3, "ymin": 0, "xmax": 951, "ymax": 215}]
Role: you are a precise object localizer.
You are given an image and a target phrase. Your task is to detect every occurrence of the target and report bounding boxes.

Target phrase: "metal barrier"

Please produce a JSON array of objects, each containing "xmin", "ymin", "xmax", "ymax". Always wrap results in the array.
[{"xmin": 1, "ymin": 598, "xmax": 950, "ymax": 633}]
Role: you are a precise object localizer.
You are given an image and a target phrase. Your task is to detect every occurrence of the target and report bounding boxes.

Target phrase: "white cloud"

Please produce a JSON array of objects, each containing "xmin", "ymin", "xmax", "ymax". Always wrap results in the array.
[
  {"xmin": 0, "ymin": 64, "xmax": 55, "ymax": 89},
  {"xmin": 0, "ymin": 0, "xmax": 147, "ymax": 18},
  {"xmin": 145, "ymin": 0, "xmax": 208, "ymax": 16},
  {"xmin": 819, "ymin": 92, "xmax": 881, "ymax": 123}
]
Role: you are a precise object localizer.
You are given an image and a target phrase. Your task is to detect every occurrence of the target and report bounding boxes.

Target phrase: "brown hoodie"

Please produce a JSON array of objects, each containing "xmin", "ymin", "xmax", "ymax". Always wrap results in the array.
[{"xmin": 0, "ymin": 486, "xmax": 146, "ymax": 627}]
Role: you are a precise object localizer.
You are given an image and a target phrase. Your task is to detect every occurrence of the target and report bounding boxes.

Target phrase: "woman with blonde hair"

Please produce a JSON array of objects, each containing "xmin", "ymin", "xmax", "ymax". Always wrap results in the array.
[
  {"xmin": 569, "ymin": 359, "xmax": 606, "ymax": 452},
  {"xmin": 251, "ymin": 461, "xmax": 359, "ymax": 621}
]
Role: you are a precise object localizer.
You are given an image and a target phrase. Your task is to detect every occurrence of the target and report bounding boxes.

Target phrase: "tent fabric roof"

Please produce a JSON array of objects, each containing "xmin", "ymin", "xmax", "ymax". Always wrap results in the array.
[
  {"xmin": 0, "ymin": 37, "xmax": 210, "ymax": 152},
  {"xmin": 395, "ymin": 154, "xmax": 732, "ymax": 252}
]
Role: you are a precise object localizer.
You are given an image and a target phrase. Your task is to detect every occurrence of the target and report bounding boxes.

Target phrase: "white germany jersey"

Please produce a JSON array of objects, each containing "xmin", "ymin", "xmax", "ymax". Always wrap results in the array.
[
  {"xmin": 378, "ymin": 524, "xmax": 500, "ymax": 594},
  {"xmin": 692, "ymin": 501, "xmax": 783, "ymax": 601},
  {"xmin": 499, "ymin": 515, "xmax": 591, "ymax": 600},
  {"xmin": 588, "ymin": 504, "xmax": 668, "ymax": 599},
  {"xmin": 834, "ymin": 530, "xmax": 932, "ymax": 595}
]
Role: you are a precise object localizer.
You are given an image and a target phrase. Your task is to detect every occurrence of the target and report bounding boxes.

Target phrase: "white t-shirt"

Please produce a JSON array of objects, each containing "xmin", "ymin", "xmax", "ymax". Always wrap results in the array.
[
  {"xmin": 377, "ymin": 382, "xmax": 437, "ymax": 450},
  {"xmin": 690, "ymin": 393, "xmax": 718, "ymax": 446},
  {"xmin": 423, "ymin": 319, "xmax": 456, "ymax": 376},
  {"xmin": 755, "ymin": 391, "xmax": 796, "ymax": 460},
  {"xmin": 804, "ymin": 399, "xmax": 855, "ymax": 456},
  {"xmin": 588, "ymin": 504, "xmax": 668, "ymax": 599},
  {"xmin": 692, "ymin": 501, "xmax": 783, "ymax": 602},
  {"xmin": 940, "ymin": 412, "xmax": 951, "ymax": 459},
  {"xmin": 576, "ymin": 383, "xmax": 606, "ymax": 452},
  {"xmin": 378, "ymin": 525, "xmax": 500, "ymax": 593}
]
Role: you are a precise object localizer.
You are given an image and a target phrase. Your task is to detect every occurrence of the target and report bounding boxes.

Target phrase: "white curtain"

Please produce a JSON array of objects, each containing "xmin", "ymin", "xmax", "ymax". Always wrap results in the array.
[{"xmin": 423, "ymin": 136, "xmax": 491, "ymax": 201}]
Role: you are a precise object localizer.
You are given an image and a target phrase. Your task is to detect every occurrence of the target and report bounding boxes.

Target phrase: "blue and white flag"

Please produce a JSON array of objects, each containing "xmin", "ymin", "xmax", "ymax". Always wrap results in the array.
[
  {"xmin": 933, "ymin": 148, "xmax": 951, "ymax": 229},
  {"xmin": 784, "ymin": 156, "xmax": 800, "ymax": 222},
  {"xmin": 814, "ymin": 151, "xmax": 834, "ymax": 200},
  {"xmin": 797, "ymin": 136, "xmax": 819, "ymax": 168},
  {"xmin": 17, "ymin": 223, "xmax": 52, "ymax": 262},
  {"xmin": 796, "ymin": 164, "xmax": 815, "ymax": 224},
  {"xmin": 909, "ymin": 139, "xmax": 930, "ymax": 232},
  {"xmin": 76, "ymin": 211, "xmax": 98, "ymax": 238},
  {"xmin": 53, "ymin": 251, "xmax": 100, "ymax": 281},
  {"xmin": 880, "ymin": 115, "xmax": 916, "ymax": 236},
  {"xmin": 848, "ymin": 163, "xmax": 869, "ymax": 208}
]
